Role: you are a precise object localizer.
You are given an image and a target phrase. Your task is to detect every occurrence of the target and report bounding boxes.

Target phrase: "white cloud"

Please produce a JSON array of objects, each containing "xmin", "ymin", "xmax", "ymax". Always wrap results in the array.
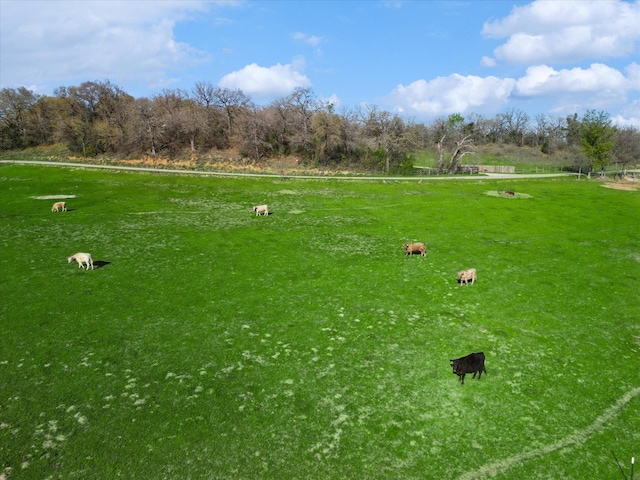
[
  {"xmin": 626, "ymin": 62, "xmax": 640, "ymax": 90},
  {"xmin": 515, "ymin": 63, "xmax": 628, "ymax": 98},
  {"xmin": 387, "ymin": 61, "xmax": 639, "ymax": 120},
  {"xmin": 612, "ymin": 100, "xmax": 640, "ymax": 127},
  {"xmin": 292, "ymin": 32, "xmax": 324, "ymax": 58},
  {"xmin": 481, "ymin": 56, "xmax": 497, "ymax": 68},
  {"xmin": 387, "ymin": 74, "xmax": 516, "ymax": 117},
  {"xmin": 218, "ymin": 62, "xmax": 312, "ymax": 99},
  {"xmin": 482, "ymin": 0, "xmax": 640, "ymax": 64},
  {"xmin": 0, "ymin": 0, "xmax": 212, "ymax": 92},
  {"xmin": 320, "ymin": 94, "xmax": 341, "ymax": 109},
  {"xmin": 514, "ymin": 62, "xmax": 638, "ymax": 116},
  {"xmin": 292, "ymin": 32, "xmax": 323, "ymax": 47}
]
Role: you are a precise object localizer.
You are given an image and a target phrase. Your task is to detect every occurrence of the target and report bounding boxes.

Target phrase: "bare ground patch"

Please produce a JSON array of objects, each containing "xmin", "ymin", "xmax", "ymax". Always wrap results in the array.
[
  {"xmin": 31, "ymin": 195, "xmax": 77, "ymax": 200},
  {"xmin": 484, "ymin": 191, "xmax": 533, "ymax": 199},
  {"xmin": 601, "ymin": 179, "xmax": 640, "ymax": 191}
]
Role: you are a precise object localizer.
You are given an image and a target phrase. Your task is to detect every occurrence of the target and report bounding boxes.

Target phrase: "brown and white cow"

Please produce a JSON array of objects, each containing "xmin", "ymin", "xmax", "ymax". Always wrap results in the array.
[{"xmin": 457, "ymin": 268, "xmax": 477, "ymax": 286}]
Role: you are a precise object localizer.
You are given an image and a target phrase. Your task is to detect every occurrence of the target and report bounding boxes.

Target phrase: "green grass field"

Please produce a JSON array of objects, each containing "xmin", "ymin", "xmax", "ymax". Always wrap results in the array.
[
  {"xmin": 411, "ymin": 144, "xmax": 588, "ymax": 173},
  {"xmin": 1, "ymin": 165, "xmax": 638, "ymax": 479}
]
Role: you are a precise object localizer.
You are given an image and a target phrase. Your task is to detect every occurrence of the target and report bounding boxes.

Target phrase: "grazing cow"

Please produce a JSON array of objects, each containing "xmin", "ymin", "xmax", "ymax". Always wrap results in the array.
[
  {"xmin": 450, "ymin": 352, "xmax": 486, "ymax": 385},
  {"xmin": 51, "ymin": 201, "xmax": 67, "ymax": 212},
  {"xmin": 68, "ymin": 252, "xmax": 94, "ymax": 270},
  {"xmin": 457, "ymin": 268, "xmax": 477, "ymax": 286},
  {"xmin": 253, "ymin": 204, "xmax": 268, "ymax": 216},
  {"xmin": 403, "ymin": 242, "xmax": 426, "ymax": 257}
]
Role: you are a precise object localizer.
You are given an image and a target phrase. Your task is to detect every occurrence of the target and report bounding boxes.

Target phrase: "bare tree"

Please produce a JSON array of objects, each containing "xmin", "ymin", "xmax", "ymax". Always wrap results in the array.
[
  {"xmin": 53, "ymin": 83, "xmax": 100, "ymax": 155},
  {"xmin": 404, "ymin": 120, "xmax": 430, "ymax": 150},
  {"xmin": 93, "ymin": 82, "xmax": 135, "ymax": 154},
  {"xmin": 50, "ymin": 80, "xmax": 135, "ymax": 156},
  {"xmin": 134, "ymin": 98, "xmax": 160, "ymax": 156},
  {"xmin": 360, "ymin": 106, "xmax": 409, "ymax": 173},
  {"xmin": 437, "ymin": 134, "xmax": 475, "ymax": 174},
  {"xmin": 151, "ymin": 89, "xmax": 190, "ymax": 156},
  {"xmin": 311, "ymin": 108, "xmax": 346, "ymax": 166},
  {"xmin": 179, "ymin": 100, "xmax": 208, "ymax": 153},
  {"xmin": 192, "ymin": 81, "xmax": 216, "ymax": 108},
  {"xmin": 498, "ymin": 108, "xmax": 529, "ymax": 146},
  {"xmin": 238, "ymin": 105, "xmax": 272, "ymax": 163},
  {"xmin": 191, "ymin": 81, "xmax": 227, "ymax": 149},
  {"xmin": 277, "ymin": 87, "xmax": 317, "ymax": 154},
  {"xmin": 0, "ymin": 87, "xmax": 42, "ymax": 149},
  {"xmin": 28, "ymin": 95, "xmax": 56, "ymax": 146},
  {"xmin": 213, "ymin": 87, "xmax": 252, "ymax": 146},
  {"xmin": 287, "ymin": 87, "xmax": 316, "ymax": 135},
  {"xmin": 611, "ymin": 126, "xmax": 640, "ymax": 172},
  {"xmin": 267, "ymin": 97, "xmax": 297, "ymax": 155},
  {"xmin": 463, "ymin": 113, "xmax": 497, "ymax": 144},
  {"xmin": 535, "ymin": 113, "xmax": 567, "ymax": 153},
  {"xmin": 336, "ymin": 106, "xmax": 366, "ymax": 164}
]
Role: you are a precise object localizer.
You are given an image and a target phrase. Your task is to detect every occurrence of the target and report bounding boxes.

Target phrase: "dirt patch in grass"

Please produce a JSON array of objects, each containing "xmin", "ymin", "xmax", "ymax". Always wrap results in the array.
[
  {"xmin": 484, "ymin": 191, "xmax": 533, "ymax": 199},
  {"xmin": 601, "ymin": 179, "xmax": 640, "ymax": 191},
  {"xmin": 31, "ymin": 195, "xmax": 77, "ymax": 200}
]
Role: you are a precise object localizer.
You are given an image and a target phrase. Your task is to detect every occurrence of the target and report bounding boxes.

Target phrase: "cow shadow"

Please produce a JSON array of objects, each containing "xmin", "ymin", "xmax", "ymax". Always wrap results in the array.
[{"xmin": 93, "ymin": 260, "xmax": 111, "ymax": 269}]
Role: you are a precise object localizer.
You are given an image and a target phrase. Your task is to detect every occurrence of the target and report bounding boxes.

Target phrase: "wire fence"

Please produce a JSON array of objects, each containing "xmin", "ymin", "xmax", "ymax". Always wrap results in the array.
[{"xmin": 414, "ymin": 165, "xmax": 639, "ymax": 177}]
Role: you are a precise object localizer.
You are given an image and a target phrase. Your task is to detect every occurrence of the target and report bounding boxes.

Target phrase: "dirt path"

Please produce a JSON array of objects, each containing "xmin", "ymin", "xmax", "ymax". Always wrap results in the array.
[{"xmin": 0, "ymin": 160, "xmax": 579, "ymax": 181}]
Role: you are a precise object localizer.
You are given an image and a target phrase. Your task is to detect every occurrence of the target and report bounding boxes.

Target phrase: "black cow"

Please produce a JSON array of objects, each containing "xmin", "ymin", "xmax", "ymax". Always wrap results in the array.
[{"xmin": 450, "ymin": 352, "xmax": 486, "ymax": 385}]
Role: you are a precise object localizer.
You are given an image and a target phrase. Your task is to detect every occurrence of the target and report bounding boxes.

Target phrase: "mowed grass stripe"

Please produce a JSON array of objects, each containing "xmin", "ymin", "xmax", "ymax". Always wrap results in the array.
[{"xmin": 0, "ymin": 165, "xmax": 638, "ymax": 479}]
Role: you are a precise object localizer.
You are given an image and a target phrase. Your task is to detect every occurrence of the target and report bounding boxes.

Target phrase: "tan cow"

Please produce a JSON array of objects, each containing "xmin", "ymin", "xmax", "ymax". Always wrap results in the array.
[
  {"xmin": 51, "ymin": 201, "xmax": 67, "ymax": 212},
  {"xmin": 457, "ymin": 268, "xmax": 477, "ymax": 286},
  {"xmin": 403, "ymin": 242, "xmax": 426, "ymax": 257}
]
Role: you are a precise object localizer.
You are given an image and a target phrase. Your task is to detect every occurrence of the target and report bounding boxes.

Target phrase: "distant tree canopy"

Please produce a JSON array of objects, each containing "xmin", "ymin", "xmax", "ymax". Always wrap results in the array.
[{"xmin": 1, "ymin": 80, "xmax": 639, "ymax": 173}]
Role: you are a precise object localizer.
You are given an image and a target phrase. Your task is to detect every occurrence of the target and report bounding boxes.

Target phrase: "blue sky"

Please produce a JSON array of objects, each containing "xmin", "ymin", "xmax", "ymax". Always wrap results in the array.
[{"xmin": 1, "ymin": 0, "xmax": 639, "ymax": 126}]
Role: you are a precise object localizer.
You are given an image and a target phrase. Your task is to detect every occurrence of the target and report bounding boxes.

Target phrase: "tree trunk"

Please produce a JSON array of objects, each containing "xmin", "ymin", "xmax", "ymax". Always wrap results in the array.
[
  {"xmin": 447, "ymin": 135, "xmax": 475, "ymax": 174},
  {"xmin": 437, "ymin": 135, "xmax": 446, "ymax": 174}
]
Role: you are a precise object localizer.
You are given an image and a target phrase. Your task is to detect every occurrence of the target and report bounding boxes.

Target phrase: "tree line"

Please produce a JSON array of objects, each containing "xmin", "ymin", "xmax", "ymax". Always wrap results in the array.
[{"xmin": 1, "ymin": 80, "xmax": 638, "ymax": 174}]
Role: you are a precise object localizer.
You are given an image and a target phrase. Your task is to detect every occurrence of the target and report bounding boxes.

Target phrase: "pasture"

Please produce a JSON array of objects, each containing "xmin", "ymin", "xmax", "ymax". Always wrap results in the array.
[{"xmin": 0, "ymin": 165, "xmax": 638, "ymax": 479}]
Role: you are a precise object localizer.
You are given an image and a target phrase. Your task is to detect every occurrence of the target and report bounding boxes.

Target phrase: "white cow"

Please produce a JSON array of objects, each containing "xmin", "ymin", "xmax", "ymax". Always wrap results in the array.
[
  {"xmin": 253, "ymin": 204, "xmax": 269, "ymax": 216},
  {"xmin": 68, "ymin": 252, "xmax": 94, "ymax": 270}
]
